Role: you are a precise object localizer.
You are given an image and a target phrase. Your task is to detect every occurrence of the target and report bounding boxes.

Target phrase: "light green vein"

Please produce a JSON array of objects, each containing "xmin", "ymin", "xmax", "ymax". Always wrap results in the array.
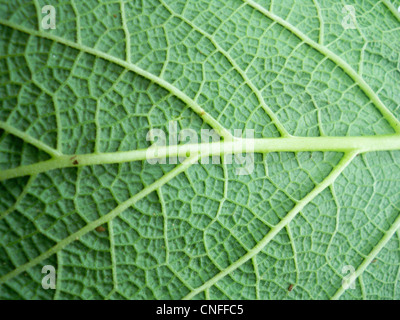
[
  {"xmin": 252, "ymin": 256, "xmax": 261, "ymax": 299},
  {"xmin": 0, "ymin": 174, "xmax": 37, "ymax": 221},
  {"xmin": 243, "ymin": 0, "xmax": 400, "ymax": 134},
  {"xmin": 312, "ymin": 0, "xmax": 324, "ymax": 45},
  {"xmin": 119, "ymin": 0, "xmax": 131, "ymax": 63},
  {"xmin": 0, "ymin": 155, "xmax": 200, "ymax": 286},
  {"xmin": 2, "ymin": 135, "xmax": 400, "ymax": 181},
  {"xmin": 182, "ymin": 152, "xmax": 357, "ymax": 299},
  {"xmin": 160, "ymin": 0, "xmax": 291, "ymax": 138},
  {"xmin": 108, "ymin": 220, "xmax": 118, "ymax": 293},
  {"xmin": 70, "ymin": 0, "xmax": 81, "ymax": 44},
  {"xmin": 32, "ymin": 0, "xmax": 41, "ymax": 31},
  {"xmin": 359, "ymin": 276, "xmax": 367, "ymax": 300},
  {"xmin": 0, "ymin": 121, "xmax": 62, "ymax": 157},
  {"xmin": 157, "ymin": 188, "xmax": 170, "ymax": 264},
  {"xmin": 286, "ymin": 224, "xmax": 299, "ymax": 284},
  {"xmin": 382, "ymin": 0, "xmax": 400, "ymax": 23},
  {"xmin": 0, "ymin": 19, "xmax": 233, "ymax": 141},
  {"xmin": 331, "ymin": 209, "xmax": 400, "ymax": 300}
]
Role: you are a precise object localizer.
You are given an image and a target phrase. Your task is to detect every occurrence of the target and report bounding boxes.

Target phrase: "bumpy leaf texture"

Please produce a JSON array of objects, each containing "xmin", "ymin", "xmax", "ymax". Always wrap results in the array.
[{"xmin": 0, "ymin": 0, "xmax": 400, "ymax": 300}]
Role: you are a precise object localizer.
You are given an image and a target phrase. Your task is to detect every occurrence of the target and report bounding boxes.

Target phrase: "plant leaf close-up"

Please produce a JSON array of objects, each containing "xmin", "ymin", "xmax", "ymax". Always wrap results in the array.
[{"xmin": 0, "ymin": 0, "xmax": 400, "ymax": 300}]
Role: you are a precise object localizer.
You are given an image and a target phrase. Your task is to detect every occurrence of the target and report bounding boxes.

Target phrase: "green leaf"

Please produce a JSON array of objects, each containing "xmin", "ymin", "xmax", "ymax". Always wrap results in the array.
[{"xmin": 0, "ymin": 0, "xmax": 400, "ymax": 300}]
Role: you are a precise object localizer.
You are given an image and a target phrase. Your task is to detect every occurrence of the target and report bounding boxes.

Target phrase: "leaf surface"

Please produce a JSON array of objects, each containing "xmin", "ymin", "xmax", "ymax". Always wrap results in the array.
[{"xmin": 0, "ymin": 0, "xmax": 400, "ymax": 300}]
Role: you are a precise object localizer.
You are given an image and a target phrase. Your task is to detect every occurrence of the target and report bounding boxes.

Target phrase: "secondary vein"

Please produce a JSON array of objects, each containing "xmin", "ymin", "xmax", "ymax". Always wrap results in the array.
[
  {"xmin": 182, "ymin": 151, "xmax": 357, "ymax": 299},
  {"xmin": 331, "ymin": 210, "xmax": 400, "ymax": 300},
  {"xmin": 0, "ymin": 121, "xmax": 62, "ymax": 157},
  {"xmin": 0, "ymin": 155, "xmax": 200, "ymax": 286},
  {"xmin": 243, "ymin": 0, "xmax": 400, "ymax": 134},
  {"xmin": 160, "ymin": 0, "xmax": 291, "ymax": 138},
  {"xmin": 0, "ymin": 19, "xmax": 233, "ymax": 141}
]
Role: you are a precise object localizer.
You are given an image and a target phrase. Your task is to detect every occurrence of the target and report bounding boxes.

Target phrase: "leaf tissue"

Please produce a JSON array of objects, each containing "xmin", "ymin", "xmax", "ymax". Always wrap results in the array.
[{"xmin": 0, "ymin": 0, "xmax": 400, "ymax": 300}]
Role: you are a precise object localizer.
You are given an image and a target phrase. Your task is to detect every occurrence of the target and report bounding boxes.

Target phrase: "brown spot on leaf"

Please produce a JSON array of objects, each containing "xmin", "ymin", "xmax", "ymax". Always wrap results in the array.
[
  {"xmin": 96, "ymin": 226, "xmax": 106, "ymax": 233},
  {"xmin": 73, "ymin": 160, "xmax": 79, "ymax": 165}
]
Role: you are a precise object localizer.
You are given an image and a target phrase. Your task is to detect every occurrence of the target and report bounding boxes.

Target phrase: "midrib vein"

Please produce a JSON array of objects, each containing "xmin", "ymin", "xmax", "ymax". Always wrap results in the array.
[
  {"xmin": 2, "ymin": 135, "xmax": 400, "ymax": 181},
  {"xmin": 183, "ymin": 152, "xmax": 357, "ymax": 299},
  {"xmin": 0, "ymin": 155, "xmax": 200, "ymax": 286},
  {"xmin": 243, "ymin": 0, "xmax": 400, "ymax": 134},
  {"xmin": 0, "ymin": 19, "xmax": 233, "ymax": 141}
]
